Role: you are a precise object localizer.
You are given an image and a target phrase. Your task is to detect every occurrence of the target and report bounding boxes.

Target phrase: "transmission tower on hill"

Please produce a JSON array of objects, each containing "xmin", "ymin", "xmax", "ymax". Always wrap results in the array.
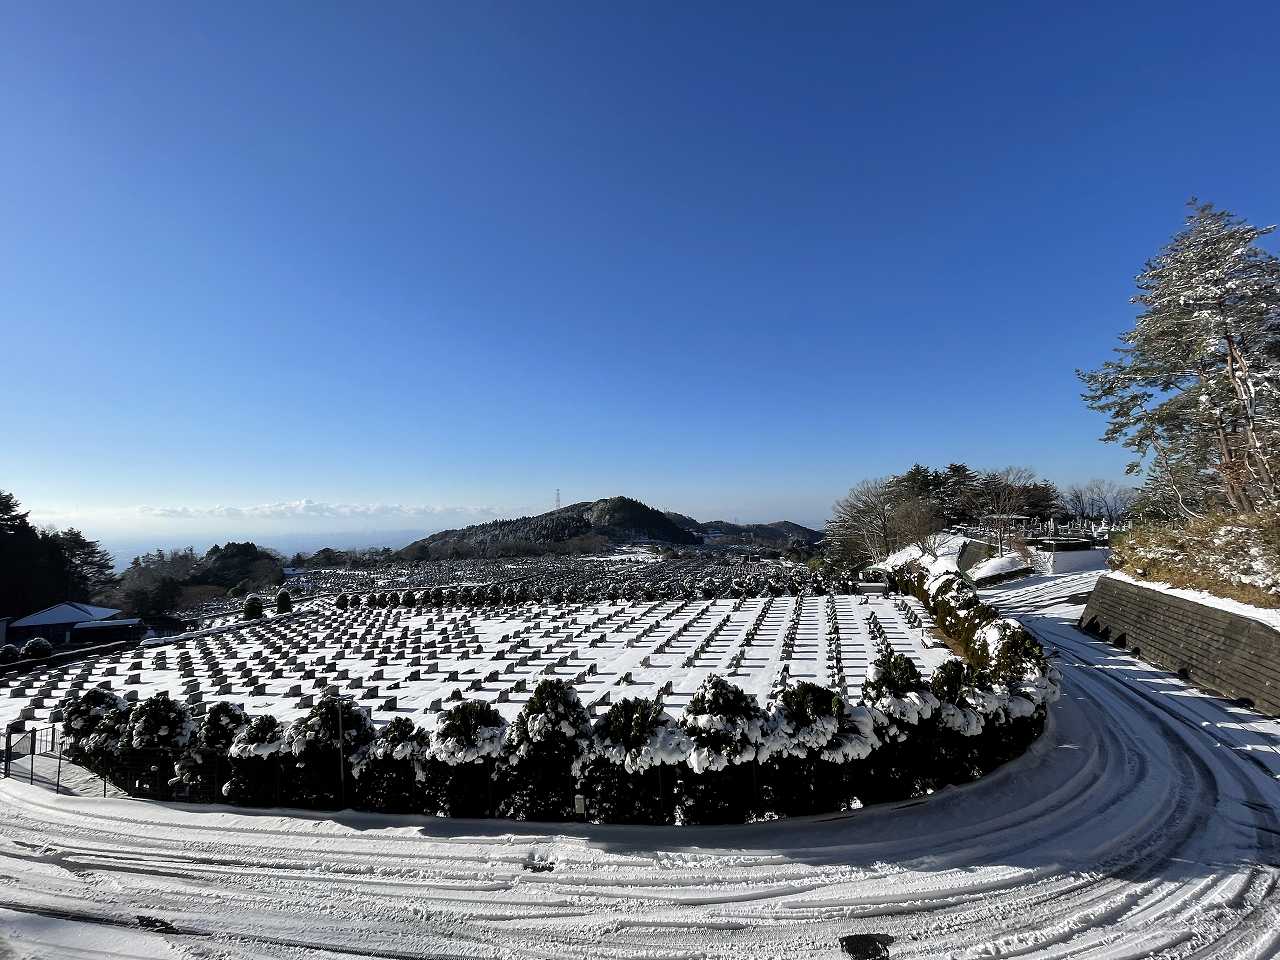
[{"xmin": 555, "ymin": 488, "xmax": 561, "ymax": 510}]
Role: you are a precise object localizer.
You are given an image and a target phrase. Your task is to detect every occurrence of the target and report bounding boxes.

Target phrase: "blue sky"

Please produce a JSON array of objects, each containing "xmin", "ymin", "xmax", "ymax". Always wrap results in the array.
[{"xmin": 3, "ymin": 2, "xmax": 1278, "ymax": 554}]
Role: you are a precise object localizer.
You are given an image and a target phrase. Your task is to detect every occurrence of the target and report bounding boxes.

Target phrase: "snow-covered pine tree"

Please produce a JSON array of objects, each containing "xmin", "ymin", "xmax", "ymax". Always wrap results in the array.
[
  {"xmin": 225, "ymin": 714, "xmax": 287, "ymax": 805},
  {"xmin": 423, "ymin": 699, "xmax": 507, "ymax": 817},
  {"xmin": 1080, "ymin": 201, "xmax": 1280, "ymax": 518},
  {"xmin": 498, "ymin": 679, "xmax": 592, "ymax": 822},
  {"xmin": 579, "ymin": 696, "xmax": 691, "ymax": 824},
  {"xmin": 173, "ymin": 700, "xmax": 246, "ymax": 799},
  {"xmin": 351, "ymin": 716, "xmax": 432, "ymax": 814},
  {"xmin": 121, "ymin": 692, "xmax": 196, "ymax": 784},
  {"xmin": 282, "ymin": 693, "xmax": 376, "ymax": 809},
  {"xmin": 858, "ymin": 641, "xmax": 939, "ymax": 804},
  {"xmin": 760, "ymin": 681, "xmax": 858, "ymax": 816},
  {"xmin": 60, "ymin": 687, "xmax": 130, "ymax": 773},
  {"xmin": 675, "ymin": 674, "xmax": 766, "ymax": 824}
]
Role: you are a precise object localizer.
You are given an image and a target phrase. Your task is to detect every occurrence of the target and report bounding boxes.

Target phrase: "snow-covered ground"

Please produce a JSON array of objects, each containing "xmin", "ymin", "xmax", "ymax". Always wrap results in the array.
[
  {"xmin": 0, "ymin": 595, "xmax": 947, "ymax": 733},
  {"xmin": 0, "ymin": 568, "xmax": 1278, "ymax": 957}
]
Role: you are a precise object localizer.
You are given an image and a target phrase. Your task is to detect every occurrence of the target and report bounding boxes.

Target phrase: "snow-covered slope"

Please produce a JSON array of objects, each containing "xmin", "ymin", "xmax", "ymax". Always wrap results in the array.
[{"xmin": 0, "ymin": 568, "xmax": 1277, "ymax": 958}]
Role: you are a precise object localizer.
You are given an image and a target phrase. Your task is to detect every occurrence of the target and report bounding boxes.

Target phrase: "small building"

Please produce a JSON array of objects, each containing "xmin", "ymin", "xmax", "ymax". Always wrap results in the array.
[
  {"xmin": 71, "ymin": 617, "xmax": 148, "ymax": 646},
  {"xmin": 6, "ymin": 601, "xmax": 125, "ymax": 648}
]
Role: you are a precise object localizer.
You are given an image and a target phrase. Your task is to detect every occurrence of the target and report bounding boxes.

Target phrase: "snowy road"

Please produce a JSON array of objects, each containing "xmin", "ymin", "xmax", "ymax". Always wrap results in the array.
[{"xmin": 1, "ymin": 575, "xmax": 1279, "ymax": 959}]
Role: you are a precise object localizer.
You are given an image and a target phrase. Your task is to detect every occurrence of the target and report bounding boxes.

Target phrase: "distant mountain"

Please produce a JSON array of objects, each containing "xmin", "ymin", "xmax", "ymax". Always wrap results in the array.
[
  {"xmin": 397, "ymin": 496, "xmax": 698, "ymax": 560},
  {"xmin": 396, "ymin": 496, "xmax": 819, "ymax": 560}
]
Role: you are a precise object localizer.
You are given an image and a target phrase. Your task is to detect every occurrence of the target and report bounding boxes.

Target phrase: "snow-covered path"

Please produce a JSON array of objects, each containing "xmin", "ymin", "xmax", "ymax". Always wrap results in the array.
[{"xmin": 1, "ymin": 575, "xmax": 1279, "ymax": 959}]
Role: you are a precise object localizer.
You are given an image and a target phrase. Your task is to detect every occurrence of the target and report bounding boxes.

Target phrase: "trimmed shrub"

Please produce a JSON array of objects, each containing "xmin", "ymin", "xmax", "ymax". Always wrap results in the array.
[
  {"xmin": 275, "ymin": 590, "xmax": 293, "ymax": 614},
  {"xmin": 760, "ymin": 682, "xmax": 859, "ymax": 816},
  {"xmin": 225, "ymin": 715, "xmax": 287, "ymax": 805},
  {"xmin": 857, "ymin": 642, "xmax": 941, "ymax": 804},
  {"xmin": 282, "ymin": 693, "xmax": 376, "ymax": 809},
  {"xmin": 498, "ymin": 679, "xmax": 592, "ymax": 821},
  {"xmin": 352, "ymin": 716, "xmax": 433, "ymax": 814},
  {"xmin": 579, "ymin": 697, "xmax": 690, "ymax": 824},
  {"xmin": 335, "ymin": 593, "xmax": 349, "ymax": 610},
  {"xmin": 174, "ymin": 701, "xmax": 246, "ymax": 798},
  {"xmin": 676, "ymin": 674, "xmax": 766, "ymax": 824},
  {"xmin": 400, "ymin": 590, "xmax": 416, "ymax": 608},
  {"xmin": 0, "ymin": 644, "xmax": 18, "ymax": 664},
  {"xmin": 422, "ymin": 700, "xmax": 507, "ymax": 817},
  {"xmin": 118, "ymin": 692, "xmax": 196, "ymax": 793},
  {"xmin": 60, "ymin": 687, "xmax": 130, "ymax": 772},
  {"xmin": 242, "ymin": 594, "xmax": 264, "ymax": 621},
  {"xmin": 20, "ymin": 637, "xmax": 52, "ymax": 660}
]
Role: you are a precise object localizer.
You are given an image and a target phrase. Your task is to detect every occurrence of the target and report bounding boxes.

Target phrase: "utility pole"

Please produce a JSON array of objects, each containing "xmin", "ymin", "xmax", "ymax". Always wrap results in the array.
[{"xmin": 555, "ymin": 488, "xmax": 561, "ymax": 510}]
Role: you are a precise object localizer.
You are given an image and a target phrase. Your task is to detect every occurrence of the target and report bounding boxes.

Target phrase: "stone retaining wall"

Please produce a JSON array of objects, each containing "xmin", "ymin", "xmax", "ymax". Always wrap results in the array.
[{"xmin": 1079, "ymin": 575, "xmax": 1280, "ymax": 716}]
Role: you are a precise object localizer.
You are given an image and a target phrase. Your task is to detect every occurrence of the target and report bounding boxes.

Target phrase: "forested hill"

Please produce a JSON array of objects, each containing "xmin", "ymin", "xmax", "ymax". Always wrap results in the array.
[
  {"xmin": 664, "ymin": 513, "xmax": 822, "ymax": 548},
  {"xmin": 396, "ymin": 496, "xmax": 818, "ymax": 559}
]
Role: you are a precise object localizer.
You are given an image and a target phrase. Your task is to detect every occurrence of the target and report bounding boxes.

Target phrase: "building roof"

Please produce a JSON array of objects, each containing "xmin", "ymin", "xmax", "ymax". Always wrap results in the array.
[
  {"xmin": 9, "ymin": 602, "xmax": 122, "ymax": 629},
  {"xmin": 72, "ymin": 618, "xmax": 142, "ymax": 630}
]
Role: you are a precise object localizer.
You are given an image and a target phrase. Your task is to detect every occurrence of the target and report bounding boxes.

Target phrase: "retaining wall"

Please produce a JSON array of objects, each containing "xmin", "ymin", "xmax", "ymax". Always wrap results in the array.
[{"xmin": 1079, "ymin": 575, "xmax": 1280, "ymax": 715}]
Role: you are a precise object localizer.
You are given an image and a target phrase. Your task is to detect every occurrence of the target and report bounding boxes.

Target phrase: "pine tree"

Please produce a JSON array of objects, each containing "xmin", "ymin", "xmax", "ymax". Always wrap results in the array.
[
  {"xmin": 498, "ymin": 679, "xmax": 591, "ymax": 821},
  {"xmin": 1080, "ymin": 201, "xmax": 1280, "ymax": 517}
]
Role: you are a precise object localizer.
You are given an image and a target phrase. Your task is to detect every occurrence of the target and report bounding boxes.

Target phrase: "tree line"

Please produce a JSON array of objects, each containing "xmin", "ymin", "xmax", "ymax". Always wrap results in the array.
[
  {"xmin": 0, "ymin": 490, "xmax": 115, "ymax": 620},
  {"xmin": 824, "ymin": 464, "xmax": 1134, "ymax": 570}
]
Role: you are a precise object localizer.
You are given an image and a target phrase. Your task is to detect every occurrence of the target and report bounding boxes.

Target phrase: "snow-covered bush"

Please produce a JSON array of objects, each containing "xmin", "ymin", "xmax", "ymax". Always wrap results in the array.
[
  {"xmin": 498, "ymin": 679, "xmax": 592, "ymax": 821},
  {"xmin": 115, "ymin": 692, "xmax": 196, "ymax": 794},
  {"xmin": 173, "ymin": 701, "xmax": 246, "ymax": 798},
  {"xmin": 352, "ymin": 716, "xmax": 433, "ymax": 814},
  {"xmin": 275, "ymin": 590, "xmax": 292, "ymax": 614},
  {"xmin": 20, "ymin": 637, "xmax": 52, "ymax": 660},
  {"xmin": 579, "ymin": 696, "xmax": 691, "ymax": 824},
  {"xmin": 224, "ymin": 714, "xmax": 287, "ymax": 805},
  {"xmin": 0, "ymin": 644, "xmax": 18, "ymax": 664},
  {"xmin": 423, "ymin": 699, "xmax": 507, "ymax": 817},
  {"xmin": 760, "ymin": 681, "xmax": 859, "ymax": 816},
  {"xmin": 676, "ymin": 674, "xmax": 766, "ymax": 824},
  {"xmin": 60, "ymin": 687, "xmax": 130, "ymax": 772},
  {"xmin": 856, "ymin": 642, "xmax": 939, "ymax": 803},
  {"xmin": 282, "ymin": 693, "xmax": 376, "ymax": 809}
]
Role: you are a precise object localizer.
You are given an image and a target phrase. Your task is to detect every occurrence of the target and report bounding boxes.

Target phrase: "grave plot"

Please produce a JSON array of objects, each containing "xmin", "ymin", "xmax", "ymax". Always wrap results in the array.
[{"xmin": 0, "ymin": 595, "xmax": 950, "ymax": 733}]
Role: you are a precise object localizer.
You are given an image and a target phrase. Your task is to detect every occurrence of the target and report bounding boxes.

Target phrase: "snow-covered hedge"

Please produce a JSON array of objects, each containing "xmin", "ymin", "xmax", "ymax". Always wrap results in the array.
[{"xmin": 62, "ymin": 595, "xmax": 1057, "ymax": 821}]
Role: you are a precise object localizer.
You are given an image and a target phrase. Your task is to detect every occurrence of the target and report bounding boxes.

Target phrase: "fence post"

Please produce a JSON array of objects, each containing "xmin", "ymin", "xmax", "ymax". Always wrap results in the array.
[
  {"xmin": 3, "ymin": 726, "xmax": 10, "ymax": 780},
  {"xmin": 55, "ymin": 739, "xmax": 63, "ymax": 796}
]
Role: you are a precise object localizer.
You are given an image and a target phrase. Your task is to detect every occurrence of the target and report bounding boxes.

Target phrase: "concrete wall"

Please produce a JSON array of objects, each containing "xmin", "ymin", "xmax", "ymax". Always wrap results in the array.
[
  {"xmin": 1079, "ymin": 575, "xmax": 1280, "ymax": 716},
  {"xmin": 1046, "ymin": 548, "xmax": 1110, "ymax": 574}
]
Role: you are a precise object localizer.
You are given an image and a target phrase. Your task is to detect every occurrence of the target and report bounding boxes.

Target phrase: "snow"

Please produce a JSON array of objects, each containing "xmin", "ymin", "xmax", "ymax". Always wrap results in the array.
[
  {"xmin": 0, "ymin": 570, "xmax": 1276, "ymax": 957},
  {"xmin": 967, "ymin": 552, "xmax": 1031, "ymax": 581},
  {"xmin": 881, "ymin": 532, "xmax": 970, "ymax": 576},
  {"xmin": 0, "ymin": 595, "xmax": 948, "ymax": 734}
]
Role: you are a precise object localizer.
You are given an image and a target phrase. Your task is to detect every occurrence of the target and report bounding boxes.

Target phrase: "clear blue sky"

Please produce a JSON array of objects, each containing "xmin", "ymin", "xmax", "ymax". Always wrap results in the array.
[{"xmin": 3, "ymin": 2, "xmax": 1278, "ymax": 552}]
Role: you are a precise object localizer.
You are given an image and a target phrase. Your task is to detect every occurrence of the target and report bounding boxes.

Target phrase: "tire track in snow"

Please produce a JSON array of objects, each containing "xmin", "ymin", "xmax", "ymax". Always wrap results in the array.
[{"xmin": 1, "ymin": 580, "xmax": 1279, "ymax": 958}]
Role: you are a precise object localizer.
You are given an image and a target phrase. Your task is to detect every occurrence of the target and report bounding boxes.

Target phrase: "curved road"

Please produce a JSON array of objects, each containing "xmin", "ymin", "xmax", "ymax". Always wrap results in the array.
[{"xmin": 1, "ymin": 577, "xmax": 1278, "ymax": 959}]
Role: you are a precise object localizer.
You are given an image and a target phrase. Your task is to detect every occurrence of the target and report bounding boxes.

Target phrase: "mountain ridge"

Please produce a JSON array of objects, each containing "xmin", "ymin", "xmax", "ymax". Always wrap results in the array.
[{"xmin": 396, "ymin": 496, "xmax": 819, "ymax": 559}]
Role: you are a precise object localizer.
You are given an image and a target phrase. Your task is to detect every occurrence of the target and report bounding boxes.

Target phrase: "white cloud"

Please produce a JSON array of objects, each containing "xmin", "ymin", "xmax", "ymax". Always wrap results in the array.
[{"xmin": 132, "ymin": 499, "xmax": 496, "ymax": 522}]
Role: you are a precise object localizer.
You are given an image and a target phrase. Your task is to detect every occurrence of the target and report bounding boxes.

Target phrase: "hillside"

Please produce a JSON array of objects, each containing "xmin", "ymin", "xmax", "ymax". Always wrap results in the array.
[
  {"xmin": 665, "ymin": 513, "xmax": 821, "ymax": 548},
  {"xmin": 397, "ymin": 497, "xmax": 820, "ymax": 559},
  {"xmin": 397, "ymin": 497, "xmax": 699, "ymax": 560}
]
